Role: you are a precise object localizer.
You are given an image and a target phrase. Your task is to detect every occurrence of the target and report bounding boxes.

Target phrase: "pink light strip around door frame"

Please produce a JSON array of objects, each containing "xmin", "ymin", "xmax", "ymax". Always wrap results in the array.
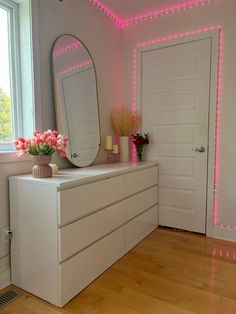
[{"xmin": 132, "ymin": 25, "xmax": 223, "ymax": 228}]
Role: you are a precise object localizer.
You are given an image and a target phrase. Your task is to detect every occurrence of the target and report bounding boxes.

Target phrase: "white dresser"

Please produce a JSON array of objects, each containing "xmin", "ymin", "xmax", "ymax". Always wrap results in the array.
[{"xmin": 9, "ymin": 162, "xmax": 158, "ymax": 307}]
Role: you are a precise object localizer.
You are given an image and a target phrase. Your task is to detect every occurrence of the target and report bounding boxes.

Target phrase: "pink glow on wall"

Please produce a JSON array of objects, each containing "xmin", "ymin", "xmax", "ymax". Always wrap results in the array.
[
  {"xmin": 133, "ymin": 26, "xmax": 223, "ymax": 226},
  {"xmin": 89, "ymin": 0, "xmax": 216, "ymax": 28},
  {"xmin": 53, "ymin": 41, "xmax": 82, "ymax": 58}
]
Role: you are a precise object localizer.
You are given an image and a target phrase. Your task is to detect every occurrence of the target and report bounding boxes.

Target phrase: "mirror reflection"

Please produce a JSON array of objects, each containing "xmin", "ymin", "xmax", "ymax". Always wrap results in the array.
[{"xmin": 52, "ymin": 35, "xmax": 100, "ymax": 167}]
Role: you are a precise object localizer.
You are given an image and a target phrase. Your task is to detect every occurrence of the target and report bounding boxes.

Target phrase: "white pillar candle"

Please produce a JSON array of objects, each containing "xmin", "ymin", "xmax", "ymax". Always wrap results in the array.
[
  {"xmin": 105, "ymin": 136, "xmax": 113, "ymax": 150},
  {"xmin": 120, "ymin": 136, "xmax": 129, "ymax": 162},
  {"xmin": 112, "ymin": 144, "xmax": 119, "ymax": 155}
]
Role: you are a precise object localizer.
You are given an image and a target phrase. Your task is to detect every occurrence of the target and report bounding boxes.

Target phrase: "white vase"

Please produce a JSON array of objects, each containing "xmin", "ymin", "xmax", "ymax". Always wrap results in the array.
[{"xmin": 120, "ymin": 136, "xmax": 129, "ymax": 162}]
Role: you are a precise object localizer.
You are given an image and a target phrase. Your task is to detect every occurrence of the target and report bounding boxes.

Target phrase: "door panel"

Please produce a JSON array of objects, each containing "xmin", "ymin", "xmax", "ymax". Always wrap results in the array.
[{"xmin": 141, "ymin": 38, "xmax": 212, "ymax": 233}]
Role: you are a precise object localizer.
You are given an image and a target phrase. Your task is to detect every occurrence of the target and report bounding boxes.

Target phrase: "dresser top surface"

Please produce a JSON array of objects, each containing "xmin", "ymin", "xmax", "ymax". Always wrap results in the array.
[{"xmin": 9, "ymin": 161, "xmax": 158, "ymax": 189}]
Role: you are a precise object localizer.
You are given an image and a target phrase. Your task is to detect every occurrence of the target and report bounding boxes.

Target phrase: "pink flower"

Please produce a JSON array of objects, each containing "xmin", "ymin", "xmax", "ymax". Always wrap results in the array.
[
  {"xmin": 59, "ymin": 150, "xmax": 67, "ymax": 157},
  {"xmin": 47, "ymin": 136, "xmax": 57, "ymax": 147},
  {"xmin": 34, "ymin": 137, "xmax": 44, "ymax": 144},
  {"xmin": 33, "ymin": 130, "xmax": 41, "ymax": 137},
  {"xmin": 18, "ymin": 137, "xmax": 26, "ymax": 143},
  {"xmin": 51, "ymin": 130, "xmax": 58, "ymax": 136},
  {"xmin": 13, "ymin": 130, "xmax": 69, "ymax": 158}
]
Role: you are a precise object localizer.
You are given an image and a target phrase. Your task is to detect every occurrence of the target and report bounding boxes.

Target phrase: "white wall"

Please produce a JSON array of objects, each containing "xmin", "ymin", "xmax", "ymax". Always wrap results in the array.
[
  {"xmin": 0, "ymin": 160, "xmax": 32, "ymax": 289},
  {"xmin": 121, "ymin": 0, "xmax": 236, "ymax": 241},
  {"xmin": 36, "ymin": 0, "xmax": 122, "ymax": 158},
  {"xmin": 0, "ymin": 0, "xmax": 121, "ymax": 288}
]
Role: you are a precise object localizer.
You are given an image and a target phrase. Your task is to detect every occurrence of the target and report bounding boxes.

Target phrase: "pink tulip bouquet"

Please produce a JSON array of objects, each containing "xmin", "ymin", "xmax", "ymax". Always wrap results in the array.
[{"xmin": 13, "ymin": 130, "xmax": 69, "ymax": 157}]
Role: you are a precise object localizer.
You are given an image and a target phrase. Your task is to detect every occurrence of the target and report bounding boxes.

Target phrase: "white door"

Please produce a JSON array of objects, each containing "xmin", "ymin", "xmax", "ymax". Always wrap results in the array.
[{"xmin": 141, "ymin": 38, "xmax": 212, "ymax": 233}]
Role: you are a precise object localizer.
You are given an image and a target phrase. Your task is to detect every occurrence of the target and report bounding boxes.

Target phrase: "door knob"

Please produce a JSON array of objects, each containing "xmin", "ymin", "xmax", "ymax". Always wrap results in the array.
[
  {"xmin": 71, "ymin": 153, "xmax": 79, "ymax": 158},
  {"xmin": 192, "ymin": 146, "xmax": 205, "ymax": 153}
]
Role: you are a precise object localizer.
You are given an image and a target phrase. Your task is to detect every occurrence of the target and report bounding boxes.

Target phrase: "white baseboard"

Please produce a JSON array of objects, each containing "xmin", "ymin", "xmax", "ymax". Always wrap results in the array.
[{"xmin": 0, "ymin": 269, "xmax": 11, "ymax": 290}]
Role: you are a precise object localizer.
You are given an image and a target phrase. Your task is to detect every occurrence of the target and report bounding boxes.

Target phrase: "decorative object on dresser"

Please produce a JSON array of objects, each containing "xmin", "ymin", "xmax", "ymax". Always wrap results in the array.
[
  {"xmin": 9, "ymin": 162, "xmax": 159, "ymax": 307},
  {"xmin": 49, "ymin": 163, "xmax": 59, "ymax": 175},
  {"xmin": 110, "ymin": 144, "xmax": 120, "ymax": 163},
  {"xmin": 32, "ymin": 155, "xmax": 53, "ymax": 178},
  {"xmin": 13, "ymin": 130, "xmax": 68, "ymax": 178},
  {"xmin": 112, "ymin": 144, "xmax": 119, "ymax": 155},
  {"xmin": 104, "ymin": 135, "xmax": 113, "ymax": 151},
  {"xmin": 119, "ymin": 136, "xmax": 129, "ymax": 162},
  {"xmin": 103, "ymin": 137, "xmax": 120, "ymax": 163},
  {"xmin": 103, "ymin": 135, "xmax": 113, "ymax": 162},
  {"xmin": 111, "ymin": 109, "xmax": 140, "ymax": 162},
  {"xmin": 132, "ymin": 133, "xmax": 150, "ymax": 161}
]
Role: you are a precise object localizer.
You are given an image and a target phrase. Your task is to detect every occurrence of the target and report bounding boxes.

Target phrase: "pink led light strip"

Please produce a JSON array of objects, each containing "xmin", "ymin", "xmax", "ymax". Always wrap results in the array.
[
  {"xmin": 90, "ymin": 0, "xmax": 216, "ymax": 28},
  {"xmin": 89, "ymin": 0, "xmax": 123, "ymax": 27},
  {"xmin": 57, "ymin": 60, "xmax": 92, "ymax": 77},
  {"xmin": 213, "ymin": 29, "xmax": 223, "ymax": 227},
  {"xmin": 133, "ymin": 26, "xmax": 223, "ymax": 227},
  {"xmin": 53, "ymin": 41, "xmax": 82, "ymax": 58},
  {"xmin": 211, "ymin": 30, "xmax": 236, "ymax": 230},
  {"xmin": 125, "ymin": 0, "xmax": 216, "ymax": 27}
]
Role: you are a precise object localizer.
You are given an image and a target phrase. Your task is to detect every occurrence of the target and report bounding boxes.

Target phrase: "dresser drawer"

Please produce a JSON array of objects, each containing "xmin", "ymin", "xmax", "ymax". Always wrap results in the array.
[
  {"xmin": 58, "ymin": 202, "xmax": 125, "ymax": 262},
  {"xmin": 124, "ymin": 186, "xmax": 158, "ymax": 222},
  {"xmin": 58, "ymin": 175, "xmax": 125, "ymax": 226},
  {"xmin": 125, "ymin": 205, "xmax": 158, "ymax": 253},
  {"xmin": 59, "ymin": 228, "xmax": 124, "ymax": 302},
  {"xmin": 125, "ymin": 166, "xmax": 158, "ymax": 196}
]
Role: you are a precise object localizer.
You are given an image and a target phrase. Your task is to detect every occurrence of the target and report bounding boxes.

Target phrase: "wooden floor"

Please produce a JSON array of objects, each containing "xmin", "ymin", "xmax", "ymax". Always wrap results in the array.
[{"xmin": 2, "ymin": 227, "xmax": 236, "ymax": 314}]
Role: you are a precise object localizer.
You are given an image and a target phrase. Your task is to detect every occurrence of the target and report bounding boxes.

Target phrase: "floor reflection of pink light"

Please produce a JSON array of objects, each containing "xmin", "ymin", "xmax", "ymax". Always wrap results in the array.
[
  {"xmin": 212, "ymin": 246, "xmax": 236, "ymax": 261},
  {"xmin": 210, "ymin": 245, "xmax": 236, "ymax": 295},
  {"xmin": 210, "ymin": 255, "xmax": 217, "ymax": 296},
  {"xmin": 212, "ymin": 248, "xmax": 216, "ymax": 257}
]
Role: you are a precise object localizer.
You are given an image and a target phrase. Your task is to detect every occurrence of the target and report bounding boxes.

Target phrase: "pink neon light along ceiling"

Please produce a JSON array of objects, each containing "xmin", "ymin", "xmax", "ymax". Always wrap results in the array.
[
  {"xmin": 89, "ymin": 0, "xmax": 216, "ymax": 27},
  {"xmin": 97, "ymin": 0, "xmax": 206, "ymax": 19}
]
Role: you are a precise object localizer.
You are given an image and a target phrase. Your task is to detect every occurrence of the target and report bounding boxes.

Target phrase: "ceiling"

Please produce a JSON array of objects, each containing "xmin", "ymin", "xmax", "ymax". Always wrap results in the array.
[{"xmin": 98, "ymin": 0, "xmax": 196, "ymax": 20}]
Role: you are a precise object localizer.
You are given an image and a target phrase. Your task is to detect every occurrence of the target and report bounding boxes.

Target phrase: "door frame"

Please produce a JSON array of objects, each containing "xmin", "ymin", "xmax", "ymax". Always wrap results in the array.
[{"xmin": 135, "ymin": 28, "xmax": 221, "ymax": 237}]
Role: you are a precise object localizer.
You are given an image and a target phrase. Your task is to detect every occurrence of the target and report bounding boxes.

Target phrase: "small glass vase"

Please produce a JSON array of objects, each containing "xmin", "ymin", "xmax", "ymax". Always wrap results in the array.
[
  {"xmin": 136, "ymin": 144, "xmax": 144, "ymax": 162},
  {"xmin": 32, "ymin": 155, "xmax": 52, "ymax": 178}
]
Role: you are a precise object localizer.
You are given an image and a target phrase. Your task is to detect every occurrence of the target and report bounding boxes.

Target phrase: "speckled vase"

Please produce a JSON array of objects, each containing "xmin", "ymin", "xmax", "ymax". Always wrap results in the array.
[{"xmin": 32, "ymin": 155, "xmax": 52, "ymax": 178}]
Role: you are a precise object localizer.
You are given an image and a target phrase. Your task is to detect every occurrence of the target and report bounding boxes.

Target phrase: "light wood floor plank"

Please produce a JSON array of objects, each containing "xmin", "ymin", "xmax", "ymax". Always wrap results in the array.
[{"xmin": 1, "ymin": 228, "xmax": 236, "ymax": 313}]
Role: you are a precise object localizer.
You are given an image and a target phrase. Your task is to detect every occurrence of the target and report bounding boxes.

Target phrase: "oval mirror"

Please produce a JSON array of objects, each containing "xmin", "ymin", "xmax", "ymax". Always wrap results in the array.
[{"xmin": 52, "ymin": 35, "xmax": 101, "ymax": 167}]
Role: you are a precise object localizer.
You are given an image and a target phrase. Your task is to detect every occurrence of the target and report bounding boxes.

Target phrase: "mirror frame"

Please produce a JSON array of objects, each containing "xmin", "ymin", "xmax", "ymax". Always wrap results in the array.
[{"xmin": 51, "ymin": 34, "xmax": 101, "ymax": 167}]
